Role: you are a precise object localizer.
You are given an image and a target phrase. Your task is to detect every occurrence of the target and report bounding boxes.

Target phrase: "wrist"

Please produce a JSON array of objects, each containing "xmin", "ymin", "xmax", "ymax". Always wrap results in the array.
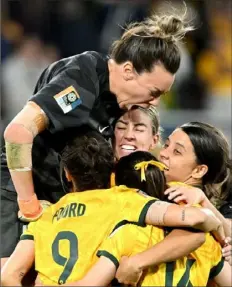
[
  {"xmin": 130, "ymin": 253, "xmax": 152, "ymax": 272},
  {"xmin": 18, "ymin": 194, "xmax": 41, "ymax": 217}
]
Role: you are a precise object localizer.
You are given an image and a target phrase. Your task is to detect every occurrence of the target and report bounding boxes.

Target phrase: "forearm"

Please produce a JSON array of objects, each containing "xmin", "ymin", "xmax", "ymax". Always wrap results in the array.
[
  {"xmin": 202, "ymin": 197, "xmax": 231, "ymax": 237},
  {"xmin": 63, "ymin": 257, "xmax": 116, "ymax": 287},
  {"xmin": 1, "ymin": 241, "xmax": 35, "ymax": 286},
  {"xmin": 146, "ymin": 201, "xmax": 200, "ymax": 228},
  {"xmin": 5, "ymin": 123, "xmax": 35, "ymax": 200},
  {"xmin": 146, "ymin": 201, "xmax": 218, "ymax": 230},
  {"xmin": 1, "ymin": 276, "xmax": 22, "ymax": 287},
  {"xmin": 4, "ymin": 102, "xmax": 48, "ymax": 216},
  {"xmin": 130, "ymin": 229, "xmax": 205, "ymax": 271}
]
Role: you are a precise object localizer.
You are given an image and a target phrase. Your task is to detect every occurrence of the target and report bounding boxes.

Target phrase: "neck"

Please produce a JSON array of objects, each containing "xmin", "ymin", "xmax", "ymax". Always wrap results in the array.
[{"xmin": 184, "ymin": 178, "xmax": 202, "ymax": 187}]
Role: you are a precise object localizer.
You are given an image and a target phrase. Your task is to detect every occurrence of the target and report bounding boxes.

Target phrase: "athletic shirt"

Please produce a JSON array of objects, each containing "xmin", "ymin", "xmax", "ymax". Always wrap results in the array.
[
  {"xmin": 1, "ymin": 51, "xmax": 123, "ymax": 203},
  {"xmin": 21, "ymin": 185, "xmax": 157, "ymax": 285},
  {"xmin": 99, "ymin": 223, "xmax": 224, "ymax": 287}
]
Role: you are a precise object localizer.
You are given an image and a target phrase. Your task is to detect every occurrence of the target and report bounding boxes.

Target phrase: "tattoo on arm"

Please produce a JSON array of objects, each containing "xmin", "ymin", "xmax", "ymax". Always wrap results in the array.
[
  {"xmin": 182, "ymin": 209, "xmax": 185, "ymax": 221},
  {"xmin": 19, "ymin": 271, "xmax": 25, "ymax": 280}
]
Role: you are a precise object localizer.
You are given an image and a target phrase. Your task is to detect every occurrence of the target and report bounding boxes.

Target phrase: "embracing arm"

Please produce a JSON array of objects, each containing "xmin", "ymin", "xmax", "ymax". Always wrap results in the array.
[
  {"xmin": 63, "ymin": 257, "xmax": 116, "ymax": 287},
  {"xmin": 1, "ymin": 240, "xmax": 35, "ymax": 286},
  {"xmin": 145, "ymin": 201, "xmax": 224, "ymax": 235},
  {"xmin": 164, "ymin": 185, "xmax": 230, "ymax": 238},
  {"xmin": 126, "ymin": 229, "xmax": 205, "ymax": 271},
  {"xmin": 201, "ymin": 196, "xmax": 231, "ymax": 238},
  {"xmin": 4, "ymin": 102, "xmax": 48, "ymax": 220},
  {"xmin": 213, "ymin": 261, "xmax": 232, "ymax": 287},
  {"xmin": 115, "ymin": 229, "xmax": 205, "ymax": 285}
]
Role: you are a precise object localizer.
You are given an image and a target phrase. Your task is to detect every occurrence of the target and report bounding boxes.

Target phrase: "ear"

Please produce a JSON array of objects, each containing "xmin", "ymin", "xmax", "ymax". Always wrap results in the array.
[
  {"xmin": 191, "ymin": 164, "xmax": 208, "ymax": 180},
  {"xmin": 149, "ymin": 134, "xmax": 161, "ymax": 157},
  {"xmin": 122, "ymin": 61, "xmax": 136, "ymax": 81},
  {"xmin": 64, "ymin": 168, "xmax": 72, "ymax": 182},
  {"xmin": 151, "ymin": 134, "xmax": 160, "ymax": 149}
]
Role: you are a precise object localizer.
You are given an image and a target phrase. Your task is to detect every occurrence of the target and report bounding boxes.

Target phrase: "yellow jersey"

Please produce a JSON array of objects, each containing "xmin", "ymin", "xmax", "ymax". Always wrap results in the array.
[
  {"xmin": 21, "ymin": 185, "xmax": 156, "ymax": 285},
  {"xmin": 99, "ymin": 224, "xmax": 224, "ymax": 286}
]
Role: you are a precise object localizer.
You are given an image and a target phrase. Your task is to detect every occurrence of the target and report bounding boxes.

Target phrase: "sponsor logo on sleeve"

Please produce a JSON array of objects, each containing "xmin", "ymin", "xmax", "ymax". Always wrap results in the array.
[{"xmin": 54, "ymin": 86, "xmax": 82, "ymax": 114}]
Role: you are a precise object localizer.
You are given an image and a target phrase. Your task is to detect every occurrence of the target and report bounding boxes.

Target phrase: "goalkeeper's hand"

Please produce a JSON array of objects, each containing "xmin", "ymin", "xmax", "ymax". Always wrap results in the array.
[{"xmin": 18, "ymin": 194, "xmax": 51, "ymax": 222}]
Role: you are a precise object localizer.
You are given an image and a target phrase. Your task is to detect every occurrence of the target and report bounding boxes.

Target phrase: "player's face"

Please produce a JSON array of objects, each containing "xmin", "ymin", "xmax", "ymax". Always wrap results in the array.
[
  {"xmin": 159, "ymin": 129, "xmax": 199, "ymax": 183},
  {"xmin": 109, "ymin": 60, "xmax": 175, "ymax": 110},
  {"xmin": 114, "ymin": 109, "xmax": 158, "ymax": 160}
]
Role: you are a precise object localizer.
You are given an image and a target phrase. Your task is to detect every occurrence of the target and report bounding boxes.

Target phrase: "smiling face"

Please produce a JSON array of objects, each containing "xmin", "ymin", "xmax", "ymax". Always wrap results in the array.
[
  {"xmin": 108, "ymin": 60, "xmax": 175, "ymax": 109},
  {"xmin": 114, "ymin": 108, "xmax": 159, "ymax": 160},
  {"xmin": 159, "ymin": 128, "xmax": 208, "ymax": 184}
]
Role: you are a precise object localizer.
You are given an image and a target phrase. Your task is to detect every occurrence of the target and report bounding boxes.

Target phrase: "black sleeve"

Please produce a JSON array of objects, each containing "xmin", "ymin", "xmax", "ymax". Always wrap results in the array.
[
  {"xmin": 219, "ymin": 202, "xmax": 232, "ymax": 219},
  {"xmin": 30, "ymin": 67, "xmax": 98, "ymax": 134}
]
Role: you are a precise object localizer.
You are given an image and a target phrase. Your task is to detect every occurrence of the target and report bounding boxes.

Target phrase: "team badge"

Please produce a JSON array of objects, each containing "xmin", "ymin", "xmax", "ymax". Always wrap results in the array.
[{"xmin": 54, "ymin": 86, "xmax": 82, "ymax": 114}]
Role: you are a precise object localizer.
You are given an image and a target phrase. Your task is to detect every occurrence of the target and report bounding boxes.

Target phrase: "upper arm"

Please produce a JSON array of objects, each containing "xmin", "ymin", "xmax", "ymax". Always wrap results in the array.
[
  {"xmin": 145, "ymin": 201, "xmax": 206, "ymax": 228},
  {"xmin": 166, "ymin": 228, "xmax": 206, "ymax": 253},
  {"xmin": 4, "ymin": 101, "xmax": 48, "ymax": 141},
  {"xmin": 213, "ymin": 261, "xmax": 231, "ymax": 287},
  {"xmin": 73, "ymin": 257, "xmax": 116, "ymax": 287},
  {"xmin": 1, "ymin": 240, "xmax": 35, "ymax": 282},
  {"xmin": 145, "ymin": 200, "xmax": 173, "ymax": 226}
]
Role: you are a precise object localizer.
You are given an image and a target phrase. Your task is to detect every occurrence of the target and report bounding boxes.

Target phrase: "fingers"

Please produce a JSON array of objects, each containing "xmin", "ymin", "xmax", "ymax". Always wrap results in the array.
[
  {"xmin": 166, "ymin": 190, "xmax": 183, "ymax": 201},
  {"xmin": 222, "ymin": 243, "xmax": 232, "ymax": 257},
  {"xmin": 164, "ymin": 186, "xmax": 179, "ymax": 195},
  {"xmin": 172, "ymin": 195, "xmax": 188, "ymax": 204},
  {"xmin": 225, "ymin": 237, "xmax": 232, "ymax": 245}
]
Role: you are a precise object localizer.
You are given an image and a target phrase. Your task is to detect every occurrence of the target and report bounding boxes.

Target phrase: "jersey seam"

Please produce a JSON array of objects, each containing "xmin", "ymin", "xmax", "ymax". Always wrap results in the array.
[
  {"xmin": 20, "ymin": 234, "xmax": 34, "ymax": 241},
  {"xmin": 97, "ymin": 250, "xmax": 119, "ymax": 268},
  {"xmin": 139, "ymin": 199, "xmax": 158, "ymax": 226}
]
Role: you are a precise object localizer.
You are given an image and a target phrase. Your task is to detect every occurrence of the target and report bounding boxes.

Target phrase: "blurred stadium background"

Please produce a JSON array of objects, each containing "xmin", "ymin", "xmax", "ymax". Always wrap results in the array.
[{"xmin": 1, "ymin": 0, "xmax": 231, "ymax": 145}]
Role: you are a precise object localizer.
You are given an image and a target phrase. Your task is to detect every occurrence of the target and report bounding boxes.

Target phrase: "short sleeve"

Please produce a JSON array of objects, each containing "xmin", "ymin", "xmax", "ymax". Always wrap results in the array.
[
  {"xmin": 20, "ymin": 221, "xmax": 37, "ymax": 241},
  {"xmin": 119, "ymin": 190, "xmax": 158, "ymax": 227},
  {"xmin": 97, "ymin": 225, "xmax": 136, "ymax": 268},
  {"xmin": 30, "ymin": 67, "xmax": 97, "ymax": 134},
  {"xmin": 209, "ymin": 239, "xmax": 224, "ymax": 279}
]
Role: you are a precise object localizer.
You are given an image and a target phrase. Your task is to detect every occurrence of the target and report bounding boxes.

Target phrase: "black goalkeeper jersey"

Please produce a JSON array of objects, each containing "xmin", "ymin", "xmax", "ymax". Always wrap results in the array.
[{"xmin": 1, "ymin": 51, "xmax": 122, "ymax": 203}]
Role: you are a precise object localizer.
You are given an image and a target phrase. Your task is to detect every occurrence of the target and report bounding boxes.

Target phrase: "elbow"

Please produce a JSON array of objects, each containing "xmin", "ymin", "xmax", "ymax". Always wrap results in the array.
[
  {"xmin": 4, "ymin": 123, "xmax": 15, "ymax": 142},
  {"xmin": 4, "ymin": 122, "xmax": 33, "ymax": 143},
  {"xmin": 195, "ymin": 232, "xmax": 206, "ymax": 248}
]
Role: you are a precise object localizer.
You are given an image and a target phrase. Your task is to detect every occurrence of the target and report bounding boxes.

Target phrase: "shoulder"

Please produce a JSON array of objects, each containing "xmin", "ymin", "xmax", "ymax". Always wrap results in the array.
[
  {"xmin": 43, "ymin": 51, "xmax": 108, "ymax": 80},
  {"xmin": 71, "ymin": 51, "xmax": 108, "ymax": 72}
]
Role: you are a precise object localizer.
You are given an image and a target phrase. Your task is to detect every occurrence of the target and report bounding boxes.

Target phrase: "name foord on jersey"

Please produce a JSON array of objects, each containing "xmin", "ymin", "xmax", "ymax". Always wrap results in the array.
[{"xmin": 52, "ymin": 202, "xmax": 86, "ymax": 222}]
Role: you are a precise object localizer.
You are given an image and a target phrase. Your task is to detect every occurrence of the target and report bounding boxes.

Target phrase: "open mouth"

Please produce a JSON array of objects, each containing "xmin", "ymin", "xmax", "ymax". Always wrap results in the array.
[{"xmin": 121, "ymin": 145, "xmax": 136, "ymax": 151}]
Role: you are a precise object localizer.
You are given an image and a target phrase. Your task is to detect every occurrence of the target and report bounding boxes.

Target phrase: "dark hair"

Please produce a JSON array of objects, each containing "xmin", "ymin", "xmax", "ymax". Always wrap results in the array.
[
  {"xmin": 61, "ymin": 131, "xmax": 114, "ymax": 191},
  {"xmin": 180, "ymin": 122, "xmax": 232, "ymax": 205},
  {"xmin": 115, "ymin": 151, "xmax": 166, "ymax": 199},
  {"xmin": 110, "ymin": 11, "xmax": 194, "ymax": 74}
]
